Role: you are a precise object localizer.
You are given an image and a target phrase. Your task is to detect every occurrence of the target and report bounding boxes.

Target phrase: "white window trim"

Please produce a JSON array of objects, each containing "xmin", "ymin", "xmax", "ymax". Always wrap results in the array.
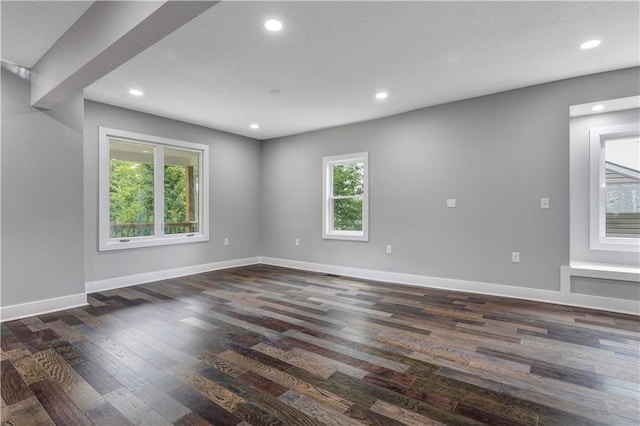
[
  {"xmin": 322, "ymin": 152, "xmax": 369, "ymax": 241},
  {"xmin": 99, "ymin": 127, "xmax": 209, "ymax": 251},
  {"xmin": 589, "ymin": 123, "xmax": 639, "ymax": 253}
]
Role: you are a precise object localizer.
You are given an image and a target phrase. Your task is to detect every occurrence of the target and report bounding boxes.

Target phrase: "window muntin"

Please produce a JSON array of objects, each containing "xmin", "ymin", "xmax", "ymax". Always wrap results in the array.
[
  {"xmin": 99, "ymin": 127, "xmax": 209, "ymax": 251},
  {"xmin": 589, "ymin": 124, "xmax": 640, "ymax": 252},
  {"xmin": 323, "ymin": 152, "xmax": 369, "ymax": 240}
]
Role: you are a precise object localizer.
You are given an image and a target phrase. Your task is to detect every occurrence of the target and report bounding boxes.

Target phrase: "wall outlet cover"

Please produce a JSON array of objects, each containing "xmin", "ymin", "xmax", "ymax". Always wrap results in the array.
[{"xmin": 541, "ymin": 197, "xmax": 550, "ymax": 209}]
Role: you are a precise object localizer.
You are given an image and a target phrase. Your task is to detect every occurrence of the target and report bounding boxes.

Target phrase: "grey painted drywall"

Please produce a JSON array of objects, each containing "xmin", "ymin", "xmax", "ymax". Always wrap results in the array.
[
  {"xmin": 84, "ymin": 101, "xmax": 260, "ymax": 282},
  {"xmin": 570, "ymin": 108, "xmax": 640, "ymax": 266},
  {"xmin": 1, "ymin": 67, "xmax": 85, "ymax": 306},
  {"xmin": 571, "ymin": 276, "xmax": 640, "ymax": 300},
  {"xmin": 260, "ymin": 67, "xmax": 640, "ymax": 292}
]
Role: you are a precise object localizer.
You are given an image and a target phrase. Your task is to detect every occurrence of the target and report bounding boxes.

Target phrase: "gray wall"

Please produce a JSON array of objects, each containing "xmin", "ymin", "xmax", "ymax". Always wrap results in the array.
[
  {"xmin": 84, "ymin": 101, "xmax": 261, "ymax": 282},
  {"xmin": 1, "ymin": 67, "xmax": 85, "ymax": 306},
  {"xmin": 570, "ymin": 108, "xmax": 640, "ymax": 266},
  {"xmin": 260, "ymin": 67, "xmax": 640, "ymax": 292},
  {"xmin": 571, "ymin": 276, "xmax": 640, "ymax": 301}
]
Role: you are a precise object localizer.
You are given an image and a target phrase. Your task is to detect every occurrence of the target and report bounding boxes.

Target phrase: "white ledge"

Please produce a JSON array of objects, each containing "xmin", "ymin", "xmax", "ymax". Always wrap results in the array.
[{"xmin": 564, "ymin": 262, "xmax": 640, "ymax": 283}]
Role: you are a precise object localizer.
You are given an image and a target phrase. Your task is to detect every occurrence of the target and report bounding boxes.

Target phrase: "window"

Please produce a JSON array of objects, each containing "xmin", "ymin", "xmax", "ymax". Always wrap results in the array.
[
  {"xmin": 99, "ymin": 127, "xmax": 209, "ymax": 251},
  {"xmin": 589, "ymin": 124, "xmax": 639, "ymax": 252},
  {"xmin": 322, "ymin": 152, "xmax": 369, "ymax": 240}
]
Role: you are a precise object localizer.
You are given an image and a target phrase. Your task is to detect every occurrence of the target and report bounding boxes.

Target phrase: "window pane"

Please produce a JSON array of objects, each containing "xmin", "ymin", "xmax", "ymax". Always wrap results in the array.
[
  {"xmin": 164, "ymin": 148, "xmax": 200, "ymax": 235},
  {"xmin": 604, "ymin": 137, "xmax": 640, "ymax": 237},
  {"xmin": 333, "ymin": 162, "xmax": 364, "ymax": 196},
  {"xmin": 333, "ymin": 198, "xmax": 363, "ymax": 231},
  {"xmin": 109, "ymin": 140, "xmax": 154, "ymax": 238}
]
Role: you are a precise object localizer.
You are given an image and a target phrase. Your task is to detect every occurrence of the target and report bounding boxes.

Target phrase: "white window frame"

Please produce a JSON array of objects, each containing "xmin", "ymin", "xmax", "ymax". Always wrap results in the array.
[
  {"xmin": 322, "ymin": 152, "xmax": 369, "ymax": 241},
  {"xmin": 99, "ymin": 127, "xmax": 209, "ymax": 251},
  {"xmin": 589, "ymin": 123, "xmax": 640, "ymax": 252}
]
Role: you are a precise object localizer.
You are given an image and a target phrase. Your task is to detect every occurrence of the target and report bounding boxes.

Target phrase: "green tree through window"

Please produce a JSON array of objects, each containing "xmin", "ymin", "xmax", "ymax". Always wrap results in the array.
[
  {"xmin": 323, "ymin": 152, "xmax": 369, "ymax": 241},
  {"xmin": 332, "ymin": 162, "xmax": 364, "ymax": 231}
]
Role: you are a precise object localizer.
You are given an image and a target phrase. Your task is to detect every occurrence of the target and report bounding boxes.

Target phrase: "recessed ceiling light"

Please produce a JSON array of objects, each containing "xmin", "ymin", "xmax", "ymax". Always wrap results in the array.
[
  {"xmin": 580, "ymin": 39, "xmax": 601, "ymax": 50},
  {"xmin": 375, "ymin": 92, "xmax": 388, "ymax": 100},
  {"xmin": 129, "ymin": 89, "xmax": 143, "ymax": 96},
  {"xmin": 265, "ymin": 19, "xmax": 283, "ymax": 32},
  {"xmin": 592, "ymin": 104, "xmax": 605, "ymax": 112},
  {"xmin": 250, "ymin": 123, "xmax": 260, "ymax": 129}
]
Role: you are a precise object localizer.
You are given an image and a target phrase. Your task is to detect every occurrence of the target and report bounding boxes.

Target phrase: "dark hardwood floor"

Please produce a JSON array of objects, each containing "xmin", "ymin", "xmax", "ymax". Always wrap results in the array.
[{"xmin": 1, "ymin": 264, "xmax": 639, "ymax": 425}]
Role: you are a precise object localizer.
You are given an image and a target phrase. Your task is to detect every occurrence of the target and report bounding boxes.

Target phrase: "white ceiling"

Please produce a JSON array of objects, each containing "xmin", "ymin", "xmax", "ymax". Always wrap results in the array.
[
  {"xmin": 1, "ymin": 1, "xmax": 93, "ymax": 68},
  {"xmin": 2, "ymin": 1, "xmax": 639, "ymax": 140}
]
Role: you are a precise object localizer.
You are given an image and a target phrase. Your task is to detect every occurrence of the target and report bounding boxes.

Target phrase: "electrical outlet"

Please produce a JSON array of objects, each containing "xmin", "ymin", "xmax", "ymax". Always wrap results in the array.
[
  {"xmin": 511, "ymin": 252, "xmax": 520, "ymax": 263},
  {"xmin": 540, "ymin": 197, "xmax": 550, "ymax": 209},
  {"xmin": 295, "ymin": 238, "xmax": 300, "ymax": 246},
  {"xmin": 224, "ymin": 238, "xmax": 229, "ymax": 246},
  {"xmin": 386, "ymin": 245, "xmax": 392, "ymax": 254},
  {"xmin": 446, "ymin": 198, "xmax": 457, "ymax": 208}
]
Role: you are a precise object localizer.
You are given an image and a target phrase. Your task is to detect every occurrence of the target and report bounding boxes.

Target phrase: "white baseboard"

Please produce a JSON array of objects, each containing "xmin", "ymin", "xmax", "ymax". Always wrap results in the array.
[
  {"xmin": 86, "ymin": 256, "xmax": 261, "ymax": 293},
  {"xmin": 260, "ymin": 257, "xmax": 640, "ymax": 316},
  {"xmin": 3, "ymin": 256, "xmax": 637, "ymax": 322},
  {"xmin": 0, "ymin": 293, "xmax": 87, "ymax": 323}
]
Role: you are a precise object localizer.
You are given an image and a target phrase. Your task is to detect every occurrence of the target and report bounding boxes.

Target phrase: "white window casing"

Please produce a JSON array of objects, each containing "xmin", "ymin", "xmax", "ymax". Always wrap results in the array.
[
  {"xmin": 99, "ymin": 127, "xmax": 209, "ymax": 251},
  {"xmin": 589, "ymin": 123, "xmax": 639, "ymax": 253},
  {"xmin": 322, "ymin": 152, "xmax": 369, "ymax": 241}
]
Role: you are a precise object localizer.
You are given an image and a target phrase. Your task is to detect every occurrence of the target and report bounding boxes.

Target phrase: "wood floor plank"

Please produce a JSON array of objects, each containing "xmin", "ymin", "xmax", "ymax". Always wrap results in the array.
[
  {"xmin": 85, "ymin": 402, "xmax": 135, "ymax": 426},
  {"xmin": 29, "ymin": 379, "xmax": 93, "ymax": 426},
  {"xmin": 9, "ymin": 351, "xmax": 50, "ymax": 386},
  {"xmin": 343, "ymin": 403, "xmax": 407, "ymax": 426},
  {"xmin": 72, "ymin": 360, "xmax": 122, "ymax": 395},
  {"xmin": 1, "ymin": 360, "xmax": 34, "ymax": 405},
  {"xmin": 173, "ymin": 412, "xmax": 214, "ymax": 426},
  {"xmin": 237, "ymin": 370, "xmax": 289, "ymax": 397},
  {"xmin": 219, "ymin": 349, "xmax": 354, "ymax": 413},
  {"xmin": 0, "ymin": 396, "xmax": 55, "ymax": 426},
  {"xmin": 252, "ymin": 342, "xmax": 336, "ymax": 379},
  {"xmin": 1, "ymin": 264, "xmax": 637, "ymax": 425},
  {"xmin": 168, "ymin": 383, "xmax": 242, "ymax": 426},
  {"xmin": 104, "ymin": 387, "xmax": 172, "ymax": 425},
  {"xmin": 369, "ymin": 399, "xmax": 446, "ymax": 426},
  {"xmin": 172, "ymin": 366, "xmax": 246, "ymax": 412},
  {"xmin": 282, "ymin": 329, "xmax": 411, "ymax": 373},
  {"xmin": 195, "ymin": 363, "xmax": 324, "ymax": 426},
  {"xmin": 234, "ymin": 402, "xmax": 295, "ymax": 426},
  {"xmin": 32, "ymin": 348, "xmax": 79, "ymax": 391},
  {"xmin": 279, "ymin": 389, "xmax": 363, "ymax": 426}
]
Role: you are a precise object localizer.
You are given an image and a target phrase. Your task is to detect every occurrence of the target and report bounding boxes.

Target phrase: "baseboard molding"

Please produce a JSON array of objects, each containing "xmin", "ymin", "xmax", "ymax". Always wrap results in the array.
[
  {"xmin": 3, "ymin": 256, "xmax": 637, "ymax": 322},
  {"xmin": 0, "ymin": 293, "xmax": 87, "ymax": 323},
  {"xmin": 260, "ymin": 257, "xmax": 640, "ymax": 316},
  {"xmin": 86, "ymin": 256, "xmax": 261, "ymax": 293}
]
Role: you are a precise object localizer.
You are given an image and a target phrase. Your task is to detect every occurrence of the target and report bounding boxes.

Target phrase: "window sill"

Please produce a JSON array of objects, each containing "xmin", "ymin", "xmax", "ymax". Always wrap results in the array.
[
  {"xmin": 322, "ymin": 232, "xmax": 368, "ymax": 241},
  {"xmin": 562, "ymin": 262, "xmax": 640, "ymax": 284},
  {"xmin": 99, "ymin": 234, "xmax": 208, "ymax": 251}
]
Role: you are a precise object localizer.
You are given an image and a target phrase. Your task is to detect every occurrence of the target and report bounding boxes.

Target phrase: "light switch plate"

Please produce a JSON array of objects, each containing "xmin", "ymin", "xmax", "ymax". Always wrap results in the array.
[{"xmin": 446, "ymin": 198, "xmax": 457, "ymax": 208}]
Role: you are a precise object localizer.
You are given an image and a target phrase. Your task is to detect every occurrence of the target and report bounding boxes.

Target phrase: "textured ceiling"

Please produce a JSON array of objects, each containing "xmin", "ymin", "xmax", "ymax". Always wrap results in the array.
[
  {"xmin": 3, "ymin": 1, "xmax": 639, "ymax": 140},
  {"xmin": 1, "ymin": 1, "xmax": 93, "ymax": 68}
]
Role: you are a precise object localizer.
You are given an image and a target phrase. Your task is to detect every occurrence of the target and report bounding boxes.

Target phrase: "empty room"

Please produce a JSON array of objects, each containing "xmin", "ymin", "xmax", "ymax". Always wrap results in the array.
[{"xmin": 1, "ymin": 1, "xmax": 639, "ymax": 425}]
